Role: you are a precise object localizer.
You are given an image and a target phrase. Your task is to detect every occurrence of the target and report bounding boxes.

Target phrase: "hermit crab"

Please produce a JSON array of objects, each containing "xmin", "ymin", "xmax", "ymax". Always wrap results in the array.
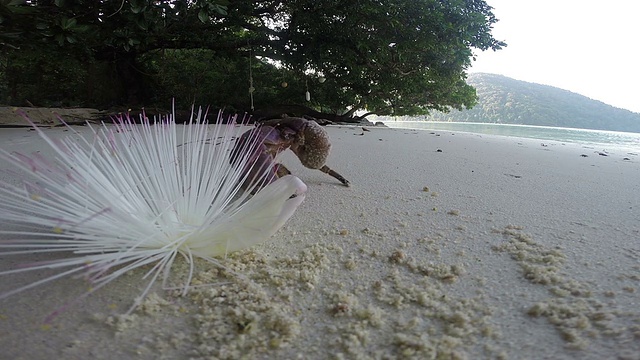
[{"xmin": 230, "ymin": 117, "xmax": 350, "ymax": 190}]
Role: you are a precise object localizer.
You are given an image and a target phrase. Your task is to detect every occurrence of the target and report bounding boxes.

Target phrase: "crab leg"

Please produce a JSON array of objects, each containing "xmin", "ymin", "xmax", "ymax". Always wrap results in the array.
[{"xmin": 319, "ymin": 165, "xmax": 350, "ymax": 187}]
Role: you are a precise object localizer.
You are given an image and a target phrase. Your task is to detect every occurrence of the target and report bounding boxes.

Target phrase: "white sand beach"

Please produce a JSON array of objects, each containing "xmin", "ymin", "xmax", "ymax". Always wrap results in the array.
[{"xmin": 1, "ymin": 124, "xmax": 639, "ymax": 359}]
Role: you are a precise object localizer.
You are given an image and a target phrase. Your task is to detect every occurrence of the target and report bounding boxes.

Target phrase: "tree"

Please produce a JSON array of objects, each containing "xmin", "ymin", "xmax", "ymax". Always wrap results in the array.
[{"xmin": 0, "ymin": 0, "xmax": 505, "ymax": 118}]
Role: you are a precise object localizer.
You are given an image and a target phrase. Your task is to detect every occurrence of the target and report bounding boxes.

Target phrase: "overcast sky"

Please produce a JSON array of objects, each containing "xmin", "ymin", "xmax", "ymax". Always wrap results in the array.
[{"xmin": 469, "ymin": 0, "xmax": 640, "ymax": 113}]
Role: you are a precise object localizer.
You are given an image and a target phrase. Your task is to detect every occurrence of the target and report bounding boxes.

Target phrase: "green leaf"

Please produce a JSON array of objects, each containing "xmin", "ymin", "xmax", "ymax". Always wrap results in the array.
[
  {"xmin": 60, "ymin": 17, "xmax": 77, "ymax": 30},
  {"xmin": 5, "ymin": 2, "xmax": 37, "ymax": 14},
  {"xmin": 198, "ymin": 10, "xmax": 208, "ymax": 23},
  {"xmin": 0, "ymin": 31, "xmax": 21, "ymax": 39},
  {"xmin": 135, "ymin": 17, "xmax": 148, "ymax": 31},
  {"xmin": 213, "ymin": 5, "xmax": 227, "ymax": 16},
  {"xmin": 54, "ymin": 33, "xmax": 64, "ymax": 45},
  {"xmin": 73, "ymin": 25, "xmax": 91, "ymax": 33}
]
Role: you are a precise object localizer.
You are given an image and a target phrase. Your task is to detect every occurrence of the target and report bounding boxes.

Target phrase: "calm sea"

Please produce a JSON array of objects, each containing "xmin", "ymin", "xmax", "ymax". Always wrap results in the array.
[{"xmin": 382, "ymin": 121, "xmax": 640, "ymax": 151}]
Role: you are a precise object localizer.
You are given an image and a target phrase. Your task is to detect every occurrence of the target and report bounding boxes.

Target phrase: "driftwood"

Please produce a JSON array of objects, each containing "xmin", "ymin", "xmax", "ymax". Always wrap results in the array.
[
  {"xmin": 0, "ymin": 104, "xmax": 373, "ymax": 127},
  {"xmin": 0, "ymin": 107, "xmax": 106, "ymax": 127},
  {"xmin": 252, "ymin": 104, "xmax": 368, "ymax": 124},
  {"xmin": 0, "ymin": 107, "xmax": 240, "ymax": 127}
]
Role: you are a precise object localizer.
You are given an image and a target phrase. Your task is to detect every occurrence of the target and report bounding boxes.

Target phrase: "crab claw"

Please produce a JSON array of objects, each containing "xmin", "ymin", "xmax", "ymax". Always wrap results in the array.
[
  {"xmin": 262, "ymin": 117, "xmax": 350, "ymax": 187},
  {"xmin": 229, "ymin": 126, "xmax": 281, "ymax": 191}
]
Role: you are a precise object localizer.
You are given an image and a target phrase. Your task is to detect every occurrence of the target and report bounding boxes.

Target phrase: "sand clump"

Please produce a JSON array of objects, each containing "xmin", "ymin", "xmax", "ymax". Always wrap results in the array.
[
  {"xmin": 87, "ymin": 222, "xmax": 638, "ymax": 359},
  {"xmin": 493, "ymin": 226, "xmax": 640, "ymax": 350},
  {"xmin": 88, "ymin": 223, "xmax": 506, "ymax": 359}
]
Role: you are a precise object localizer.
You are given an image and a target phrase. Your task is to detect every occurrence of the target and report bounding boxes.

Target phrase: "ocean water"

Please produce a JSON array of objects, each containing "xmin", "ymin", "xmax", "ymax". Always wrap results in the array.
[{"xmin": 382, "ymin": 121, "xmax": 640, "ymax": 151}]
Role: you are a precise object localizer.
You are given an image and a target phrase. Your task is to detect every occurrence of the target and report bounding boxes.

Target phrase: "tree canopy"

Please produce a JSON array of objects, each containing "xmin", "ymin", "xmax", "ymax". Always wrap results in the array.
[{"xmin": 0, "ymin": 0, "xmax": 505, "ymax": 119}]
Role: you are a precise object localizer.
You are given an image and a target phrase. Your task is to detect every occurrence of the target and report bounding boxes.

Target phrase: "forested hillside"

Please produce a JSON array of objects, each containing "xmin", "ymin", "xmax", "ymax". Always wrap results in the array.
[{"xmin": 412, "ymin": 73, "xmax": 640, "ymax": 132}]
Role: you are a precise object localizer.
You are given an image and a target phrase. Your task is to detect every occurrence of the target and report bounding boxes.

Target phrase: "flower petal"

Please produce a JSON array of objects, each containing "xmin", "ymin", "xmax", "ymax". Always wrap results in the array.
[{"xmin": 188, "ymin": 175, "xmax": 307, "ymax": 256}]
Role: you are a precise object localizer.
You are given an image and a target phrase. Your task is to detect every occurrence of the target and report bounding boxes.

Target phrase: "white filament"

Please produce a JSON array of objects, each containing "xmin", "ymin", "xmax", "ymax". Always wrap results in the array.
[{"xmin": 0, "ymin": 108, "xmax": 306, "ymax": 315}]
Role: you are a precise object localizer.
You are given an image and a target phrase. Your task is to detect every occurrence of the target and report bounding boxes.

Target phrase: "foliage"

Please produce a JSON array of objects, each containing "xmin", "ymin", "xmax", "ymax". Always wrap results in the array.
[
  {"xmin": 1, "ymin": 42, "xmax": 126, "ymax": 106},
  {"xmin": 0, "ymin": 0, "xmax": 504, "ymax": 114},
  {"xmin": 395, "ymin": 73, "xmax": 640, "ymax": 133}
]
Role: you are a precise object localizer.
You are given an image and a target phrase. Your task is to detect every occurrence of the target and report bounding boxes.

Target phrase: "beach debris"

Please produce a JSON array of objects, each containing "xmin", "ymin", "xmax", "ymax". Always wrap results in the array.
[
  {"xmin": 389, "ymin": 250, "xmax": 406, "ymax": 263},
  {"xmin": 422, "ymin": 186, "xmax": 430, "ymax": 192},
  {"xmin": 436, "ymin": 149, "xmax": 443, "ymax": 152},
  {"xmin": 353, "ymin": 126, "xmax": 369, "ymax": 136},
  {"xmin": 231, "ymin": 117, "xmax": 350, "ymax": 189},
  {"xmin": 504, "ymin": 173, "xmax": 522, "ymax": 179},
  {"xmin": 623, "ymin": 157, "xmax": 631, "ymax": 161},
  {"xmin": 330, "ymin": 302, "xmax": 351, "ymax": 316},
  {"xmin": 596, "ymin": 151, "xmax": 609, "ymax": 156},
  {"xmin": 580, "ymin": 154, "xmax": 588, "ymax": 157},
  {"xmin": 0, "ymin": 108, "xmax": 307, "ymax": 320}
]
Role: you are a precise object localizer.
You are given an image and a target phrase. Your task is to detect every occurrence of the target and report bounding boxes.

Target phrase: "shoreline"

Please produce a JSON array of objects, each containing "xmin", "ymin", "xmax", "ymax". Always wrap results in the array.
[
  {"xmin": 1, "ymin": 125, "xmax": 639, "ymax": 359},
  {"xmin": 381, "ymin": 120, "xmax": 640, "ymax": 151}
]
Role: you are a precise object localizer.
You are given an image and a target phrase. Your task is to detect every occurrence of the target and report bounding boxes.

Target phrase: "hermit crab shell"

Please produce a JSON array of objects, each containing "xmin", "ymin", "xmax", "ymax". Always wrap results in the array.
[{"xmin": 296, "ymin": 121, "xmax": 331, "ymax": 169}]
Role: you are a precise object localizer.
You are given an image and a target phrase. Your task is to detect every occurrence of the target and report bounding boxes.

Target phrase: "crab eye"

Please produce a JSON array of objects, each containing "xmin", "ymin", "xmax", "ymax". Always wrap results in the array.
[{"xmin": 280, "ymin": 127, "xmax": 298, "ymax": 140}]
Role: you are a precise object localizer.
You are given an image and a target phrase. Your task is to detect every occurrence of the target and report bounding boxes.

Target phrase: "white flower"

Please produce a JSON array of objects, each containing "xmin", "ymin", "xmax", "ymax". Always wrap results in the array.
[{"xmin": 0, "ymin": 108, "xmax": 306, "ymax": 317}]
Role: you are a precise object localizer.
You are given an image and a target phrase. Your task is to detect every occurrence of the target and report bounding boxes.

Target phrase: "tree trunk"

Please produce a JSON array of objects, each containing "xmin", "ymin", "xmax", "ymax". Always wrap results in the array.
[{"xmin": 114, "ymin": 51, "xmax": 145, "ymax": 105}]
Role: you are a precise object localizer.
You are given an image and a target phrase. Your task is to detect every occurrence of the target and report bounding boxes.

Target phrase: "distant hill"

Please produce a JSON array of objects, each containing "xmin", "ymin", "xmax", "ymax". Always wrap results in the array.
[{"xmin": 413, "ymin": 73, "xmax": 640, "ymax": 133}]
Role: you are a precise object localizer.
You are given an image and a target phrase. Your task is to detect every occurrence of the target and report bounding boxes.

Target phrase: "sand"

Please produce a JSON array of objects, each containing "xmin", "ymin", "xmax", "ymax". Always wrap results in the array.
[{"xmin": 0, "ymin": 124, "xmax": 639, "ymax": 360}]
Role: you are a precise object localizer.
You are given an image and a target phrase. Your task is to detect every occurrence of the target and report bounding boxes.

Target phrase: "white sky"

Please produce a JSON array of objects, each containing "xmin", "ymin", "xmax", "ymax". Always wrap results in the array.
[{"xmin": 469, "ymin": 0, "xmax": 640, "ymax": 113}]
